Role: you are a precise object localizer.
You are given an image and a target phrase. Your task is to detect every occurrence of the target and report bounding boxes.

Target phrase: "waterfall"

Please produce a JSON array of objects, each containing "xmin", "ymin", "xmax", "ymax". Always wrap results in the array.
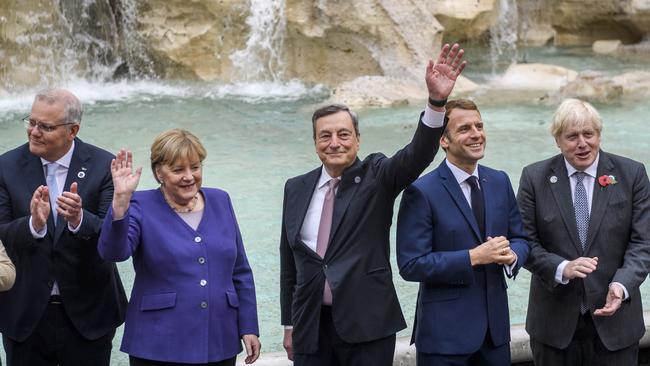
[
  {"xmin": 489, "ymin": 0, "xmax": 519, "ymax": 75},
  {"xmin": 0, "ymin": 0, "xmax": 153, "ymax": 91},
  {"xmin": 229, "ymin": 0, "xmax": 286, "ymax": 82}
]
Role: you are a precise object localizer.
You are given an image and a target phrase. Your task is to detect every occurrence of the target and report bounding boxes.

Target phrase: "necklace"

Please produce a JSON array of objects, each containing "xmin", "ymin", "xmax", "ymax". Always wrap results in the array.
[{"xmin": 161, "ymin": 189, "xmax": 199, "ymax": 213}]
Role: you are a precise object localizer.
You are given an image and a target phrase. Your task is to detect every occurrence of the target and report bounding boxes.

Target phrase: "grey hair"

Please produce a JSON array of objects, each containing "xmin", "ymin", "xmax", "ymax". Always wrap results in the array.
[
  {"xmin": 311, "ymin": 104, "xmax": 359, "ymax": 140},
  {"xmin": 34, "ymin": 88, "xmax": 83, "ymax": 127}
]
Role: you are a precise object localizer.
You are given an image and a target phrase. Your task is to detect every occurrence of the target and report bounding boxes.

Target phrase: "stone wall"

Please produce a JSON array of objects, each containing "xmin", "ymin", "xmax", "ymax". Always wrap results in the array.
[{"xmin": 1, "ymin": 0, "xmax": 650, "ymax": 90}]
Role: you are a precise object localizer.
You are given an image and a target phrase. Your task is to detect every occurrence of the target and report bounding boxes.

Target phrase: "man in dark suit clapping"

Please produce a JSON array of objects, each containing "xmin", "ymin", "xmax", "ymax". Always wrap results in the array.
[
  {"xmin": 279, "ymin": 44, "xmax": 466, "ymax": 366},
  {"xmin": 518, "ymin": 98, "xmax": 650, "ymax": 366},
  {"xmin": 0, "ymin": 89, "xmax": 127, "ymax": 366}
]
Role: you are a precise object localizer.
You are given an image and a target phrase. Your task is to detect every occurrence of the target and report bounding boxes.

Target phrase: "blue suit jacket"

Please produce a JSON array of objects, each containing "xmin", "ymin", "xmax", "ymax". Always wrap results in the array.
[
  {"xmin": 397, "ymin": 160, "xmax": 529, "ymax": 355},
  {"xmin": 98, "ymin": 188, "xmax": 259, "ymax": 363}
]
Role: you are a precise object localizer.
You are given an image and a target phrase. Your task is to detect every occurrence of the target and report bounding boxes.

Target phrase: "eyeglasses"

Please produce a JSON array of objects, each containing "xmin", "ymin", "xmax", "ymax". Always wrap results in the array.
[{"xmin": 22, "ymin": 116, "xmax": 76, "ymax": 133}]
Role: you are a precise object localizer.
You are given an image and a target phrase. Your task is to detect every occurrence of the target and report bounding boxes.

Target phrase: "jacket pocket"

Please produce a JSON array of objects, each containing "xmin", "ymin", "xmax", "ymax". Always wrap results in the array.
[
  {"xmin": 420, "ymin": 288, "xmax": 460, "ymax": 303},
  {"xmin": 140, "ymin": 292, "xmax": 177, "ymax": 311},
  {"xmin": 226, "ymin": 291, "xmax": 239, "ymax": 308},
  {"xmin": 366, "ymin": 267, "xmax": 389, "ymax": 275}
]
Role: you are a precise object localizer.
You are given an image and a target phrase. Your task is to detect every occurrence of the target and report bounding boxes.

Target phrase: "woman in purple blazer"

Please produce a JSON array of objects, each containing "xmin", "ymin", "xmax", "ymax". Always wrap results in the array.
[{"xmin": 98, "ymin": 129, "xmax": 260, "ymax": 365}]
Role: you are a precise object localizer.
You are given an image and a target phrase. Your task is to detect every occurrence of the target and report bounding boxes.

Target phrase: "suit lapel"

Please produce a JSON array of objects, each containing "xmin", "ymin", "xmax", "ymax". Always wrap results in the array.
[
  {"xmin": 584, "ymin": 152, "xmax": 614, "ymax": 252},
  {"xmin": 19, "ymin": 145, "xmax": 56, "ymax": 238},
  {"xmin": 286, "ymin": 167, "xmax": 321, "ymax": 259},
  {"xmin": 327, "ymin": 159, "xmax": 362, "ymax": 255},
  {"xmin": 439, "ymin": 162, "xmax": 482, "ymax": 242},
  {"xmin": 548, "ymin": 156, "xmax": 583, "ymax": 254},
  {"xmin": 54, "ymin": 139, "xmax": 87, "ymax": 242},
  {"xmin": 479, "ymin": 166, "xmax": 494, "ymax": 238}
]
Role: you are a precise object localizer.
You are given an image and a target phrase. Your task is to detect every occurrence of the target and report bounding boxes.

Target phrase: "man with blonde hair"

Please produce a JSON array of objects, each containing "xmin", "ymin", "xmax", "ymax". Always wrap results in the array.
[{"xmin": 518, "ymin": 98, "xmax": 650, "ymax": 365}]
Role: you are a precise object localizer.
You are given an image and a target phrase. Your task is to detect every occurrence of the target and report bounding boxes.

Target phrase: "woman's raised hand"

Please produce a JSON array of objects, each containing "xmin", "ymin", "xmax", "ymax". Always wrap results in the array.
[{"xmin": 111, "ymin": 149, "xmax": 142, "ymax": 219}]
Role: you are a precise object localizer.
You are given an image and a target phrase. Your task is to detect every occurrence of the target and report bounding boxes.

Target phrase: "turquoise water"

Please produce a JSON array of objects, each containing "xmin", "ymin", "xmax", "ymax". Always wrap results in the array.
[{"xmin": 0, "ymin": 47, "xmax": 648, "ymax": 364}]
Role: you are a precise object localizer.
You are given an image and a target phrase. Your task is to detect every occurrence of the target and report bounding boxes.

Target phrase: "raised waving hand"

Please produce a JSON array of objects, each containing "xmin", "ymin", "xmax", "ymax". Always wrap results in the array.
[
  {"xmin": 111, "ymin": 149, "xmax": 142, "ymax": 219},
  {"xmin": 426, "ymin": 43, "xmax": 467, "ymax": 102}
]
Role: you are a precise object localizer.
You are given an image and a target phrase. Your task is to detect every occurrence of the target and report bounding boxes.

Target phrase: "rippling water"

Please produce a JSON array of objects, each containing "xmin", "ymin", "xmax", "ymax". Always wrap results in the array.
[{"xmin": 0, "ymin": 48, "xmax": 649, "ymax": 364}]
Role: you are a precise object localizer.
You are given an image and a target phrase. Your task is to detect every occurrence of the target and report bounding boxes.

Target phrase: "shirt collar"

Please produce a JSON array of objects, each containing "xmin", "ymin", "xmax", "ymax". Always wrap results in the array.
[
  {"xmin": 564, "ymin": 153, "xmax": 599, "ymax": 178},
  {"xmin": 41, "ymin": 140, "xmax": 75, "ymax": 169},
  {"xmin": 445, "ymin": 159, "xmax": 479, "ymax": 185},
  {"xmin": 318, "ymin": 166, "xmax": 340, "ymax": 189}
]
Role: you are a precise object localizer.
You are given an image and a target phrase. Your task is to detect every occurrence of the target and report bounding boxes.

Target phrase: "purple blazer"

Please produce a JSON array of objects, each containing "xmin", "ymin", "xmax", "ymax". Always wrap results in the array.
[{"xmin": 98, "ymin": 188, "xmax": 259, "ymax": 363}]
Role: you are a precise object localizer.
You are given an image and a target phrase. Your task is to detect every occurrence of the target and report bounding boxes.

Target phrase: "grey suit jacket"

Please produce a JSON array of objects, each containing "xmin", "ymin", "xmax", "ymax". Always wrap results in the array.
[
  {"xmin": 517, "ymin": 151, "xmax": 650, "ymax": 351},
  {"xmin": 0, "ymin": 240, "xmax": 15, "ymax": 291}
]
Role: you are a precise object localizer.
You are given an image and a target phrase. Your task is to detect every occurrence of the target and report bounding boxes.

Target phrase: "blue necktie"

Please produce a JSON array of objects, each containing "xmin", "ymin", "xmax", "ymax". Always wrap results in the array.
[
  {"xmin": 573, "ymin": 172, "xmax": 589, "ymax": 251},
  {"xmin": 46, "ymin": 163, "xmax": 59, "ymax": 225}
]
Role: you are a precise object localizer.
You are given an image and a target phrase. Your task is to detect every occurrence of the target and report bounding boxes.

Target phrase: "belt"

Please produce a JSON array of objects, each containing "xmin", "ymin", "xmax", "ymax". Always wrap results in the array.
[{"xmin": 49, "ymin": 295, "xmax": 62, "ymax": 305}]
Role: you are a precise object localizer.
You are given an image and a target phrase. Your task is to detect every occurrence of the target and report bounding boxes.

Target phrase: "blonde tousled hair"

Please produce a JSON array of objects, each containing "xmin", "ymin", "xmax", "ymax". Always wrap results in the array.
[{"xmin": 150, "ymin": 129, "xmax": 207, "ymax": 183}]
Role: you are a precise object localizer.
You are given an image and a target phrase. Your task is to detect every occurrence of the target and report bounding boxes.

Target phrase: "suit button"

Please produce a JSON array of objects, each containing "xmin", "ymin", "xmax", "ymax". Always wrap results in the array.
[
  {"xmin": 198, "ymin": 257, "xmax": 205, "ymax": 264},
  {"xmin": 200, "ymin": 301, "xmax": 208, "ymax": 309},
  {"xmin": 194, "ymin": 236, "xmax": 202, "ymax": 243},
  {"xmin": 200, "ymin": 279, "xmax": 207, "ymax": 286},
  {"xmin": 323, "ymin": 264, "xmax": 328, "ymax": 270}
]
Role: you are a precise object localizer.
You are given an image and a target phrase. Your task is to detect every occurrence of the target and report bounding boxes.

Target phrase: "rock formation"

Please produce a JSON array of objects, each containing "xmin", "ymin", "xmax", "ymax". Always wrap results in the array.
[{"xmin": 1, "ymin": 0, "xmax": 650, "ymax": 106}]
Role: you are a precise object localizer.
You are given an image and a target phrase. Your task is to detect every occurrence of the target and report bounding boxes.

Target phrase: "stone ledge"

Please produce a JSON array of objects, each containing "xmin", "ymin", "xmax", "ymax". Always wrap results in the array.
[{"xmin": 236, "ymin": 311, "xmax": 650, "ymax": 365}]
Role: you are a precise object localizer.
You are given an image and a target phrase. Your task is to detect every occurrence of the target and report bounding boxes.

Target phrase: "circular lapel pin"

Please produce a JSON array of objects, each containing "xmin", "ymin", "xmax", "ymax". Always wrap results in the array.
[
  {"xmin": 354, "ymin": 176, "xmax": 361, "ymax": 184},
  {"xmin": 549, "ymin": 175, "xmax": 557, "ymax": 183},
  {"xmin": 77, "ymin": 171, "xmax": 86, "ymax": 179}
]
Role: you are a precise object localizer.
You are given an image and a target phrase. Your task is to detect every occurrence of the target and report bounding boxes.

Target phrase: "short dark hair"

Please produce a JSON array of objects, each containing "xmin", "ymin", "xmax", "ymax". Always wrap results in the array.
[
  {"xmin": 443, "ymin": 99, "xmax": 481, "ymax": 139},
  {"xmin": 311, "ymin": 104, "xmax": 360, "ymax": 139}
]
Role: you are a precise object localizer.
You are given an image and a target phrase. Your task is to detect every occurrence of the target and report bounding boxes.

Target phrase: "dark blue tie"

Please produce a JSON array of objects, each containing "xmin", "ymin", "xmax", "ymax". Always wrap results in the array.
[{"xmin": 466, "ymin": 176, "xmax": 485, "ymax": 240}]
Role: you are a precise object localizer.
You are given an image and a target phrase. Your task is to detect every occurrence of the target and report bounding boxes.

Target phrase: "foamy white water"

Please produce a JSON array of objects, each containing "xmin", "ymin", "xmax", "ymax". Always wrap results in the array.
[
  {"xmin": 0, "ymin": 79, "xmax": 328, "ymax": 114},
  {"xmin": 206, "ymin": 80, "xmax": 327, "ymax": 103}
]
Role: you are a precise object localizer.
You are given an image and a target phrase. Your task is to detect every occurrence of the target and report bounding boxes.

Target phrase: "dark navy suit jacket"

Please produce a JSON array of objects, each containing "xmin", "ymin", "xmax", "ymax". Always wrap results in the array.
[
  {"xmin": 98, "ymin": 188, "xmax": 259, "ymax": 363},
  {"xmin": 0, "ymin": 138, "xmax": 126, "ymax": 341},
  {"xmin": 397, "ymin": 160, "xmax": 529, "ymax": 355}
]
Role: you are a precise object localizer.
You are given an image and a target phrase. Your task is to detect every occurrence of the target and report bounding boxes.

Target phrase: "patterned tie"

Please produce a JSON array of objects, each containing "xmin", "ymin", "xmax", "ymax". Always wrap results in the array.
[
  {"xmin": 573, "ymin": 172, "xmax": 589, "ymax": 250},
  {"xmin": 46, "ymin": 163, "xmax": 59, "ymax": 225},
  {"xmin": 316, "ymin": 178, "xmax": 339, "ymax": 305},
  {"xmin": 466, "ymin": 176, "xmax": 485, "ymax": 240},
  {"xmin": 573, "ymin": 171, "xmax": 590, "ymax": 313}
]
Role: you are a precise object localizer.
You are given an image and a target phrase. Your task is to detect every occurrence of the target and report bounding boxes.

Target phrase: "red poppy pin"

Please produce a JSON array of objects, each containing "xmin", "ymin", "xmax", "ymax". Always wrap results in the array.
[{"xmin": 598, "ymin": 175, "xmax": 617, "ymax": 188}]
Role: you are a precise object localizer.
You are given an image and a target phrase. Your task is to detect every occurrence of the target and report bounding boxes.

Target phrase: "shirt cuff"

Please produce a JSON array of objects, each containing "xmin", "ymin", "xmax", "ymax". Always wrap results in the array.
[
  {"xmin": 67, "ymin": 210, "xmax": 83, "ymax": 233},
  {"xmin": 421, "ymin": 105, "xmax": 445, "ymax": 128},
  {"xmin": 504, "ymin": 255, "xmax": 517, "ymax": 276},
  {"xmin": 555, "ymin": 260, "xmax": 570, "ymax": 284},
  {"xmin": 611, "ymin": 282, "xmax": 629, "ymax": 301},
  {"xmin": 29, "ymin": 216, "xmax": 47, "ymax": 238},
  {"xmin": 283, "ymin": 325, "xmax": 293, "ymax": 330}
]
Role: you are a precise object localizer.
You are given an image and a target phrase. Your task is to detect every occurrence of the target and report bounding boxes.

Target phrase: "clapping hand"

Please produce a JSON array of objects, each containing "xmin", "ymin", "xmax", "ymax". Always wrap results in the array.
[
  {"xmin": 426, "ymin": 43, "xmax": 467, "ymax": 103},
  {"xmin": 57, "ymin": 182, "xmax": 83, "ymax": 228},
  {"xmin": 30, "ymin": 185, "xmax": 50, "ymax": 231},
  {"xmin": 111, "ymin": 149, "xmax": 142, "ymax": 219}
]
